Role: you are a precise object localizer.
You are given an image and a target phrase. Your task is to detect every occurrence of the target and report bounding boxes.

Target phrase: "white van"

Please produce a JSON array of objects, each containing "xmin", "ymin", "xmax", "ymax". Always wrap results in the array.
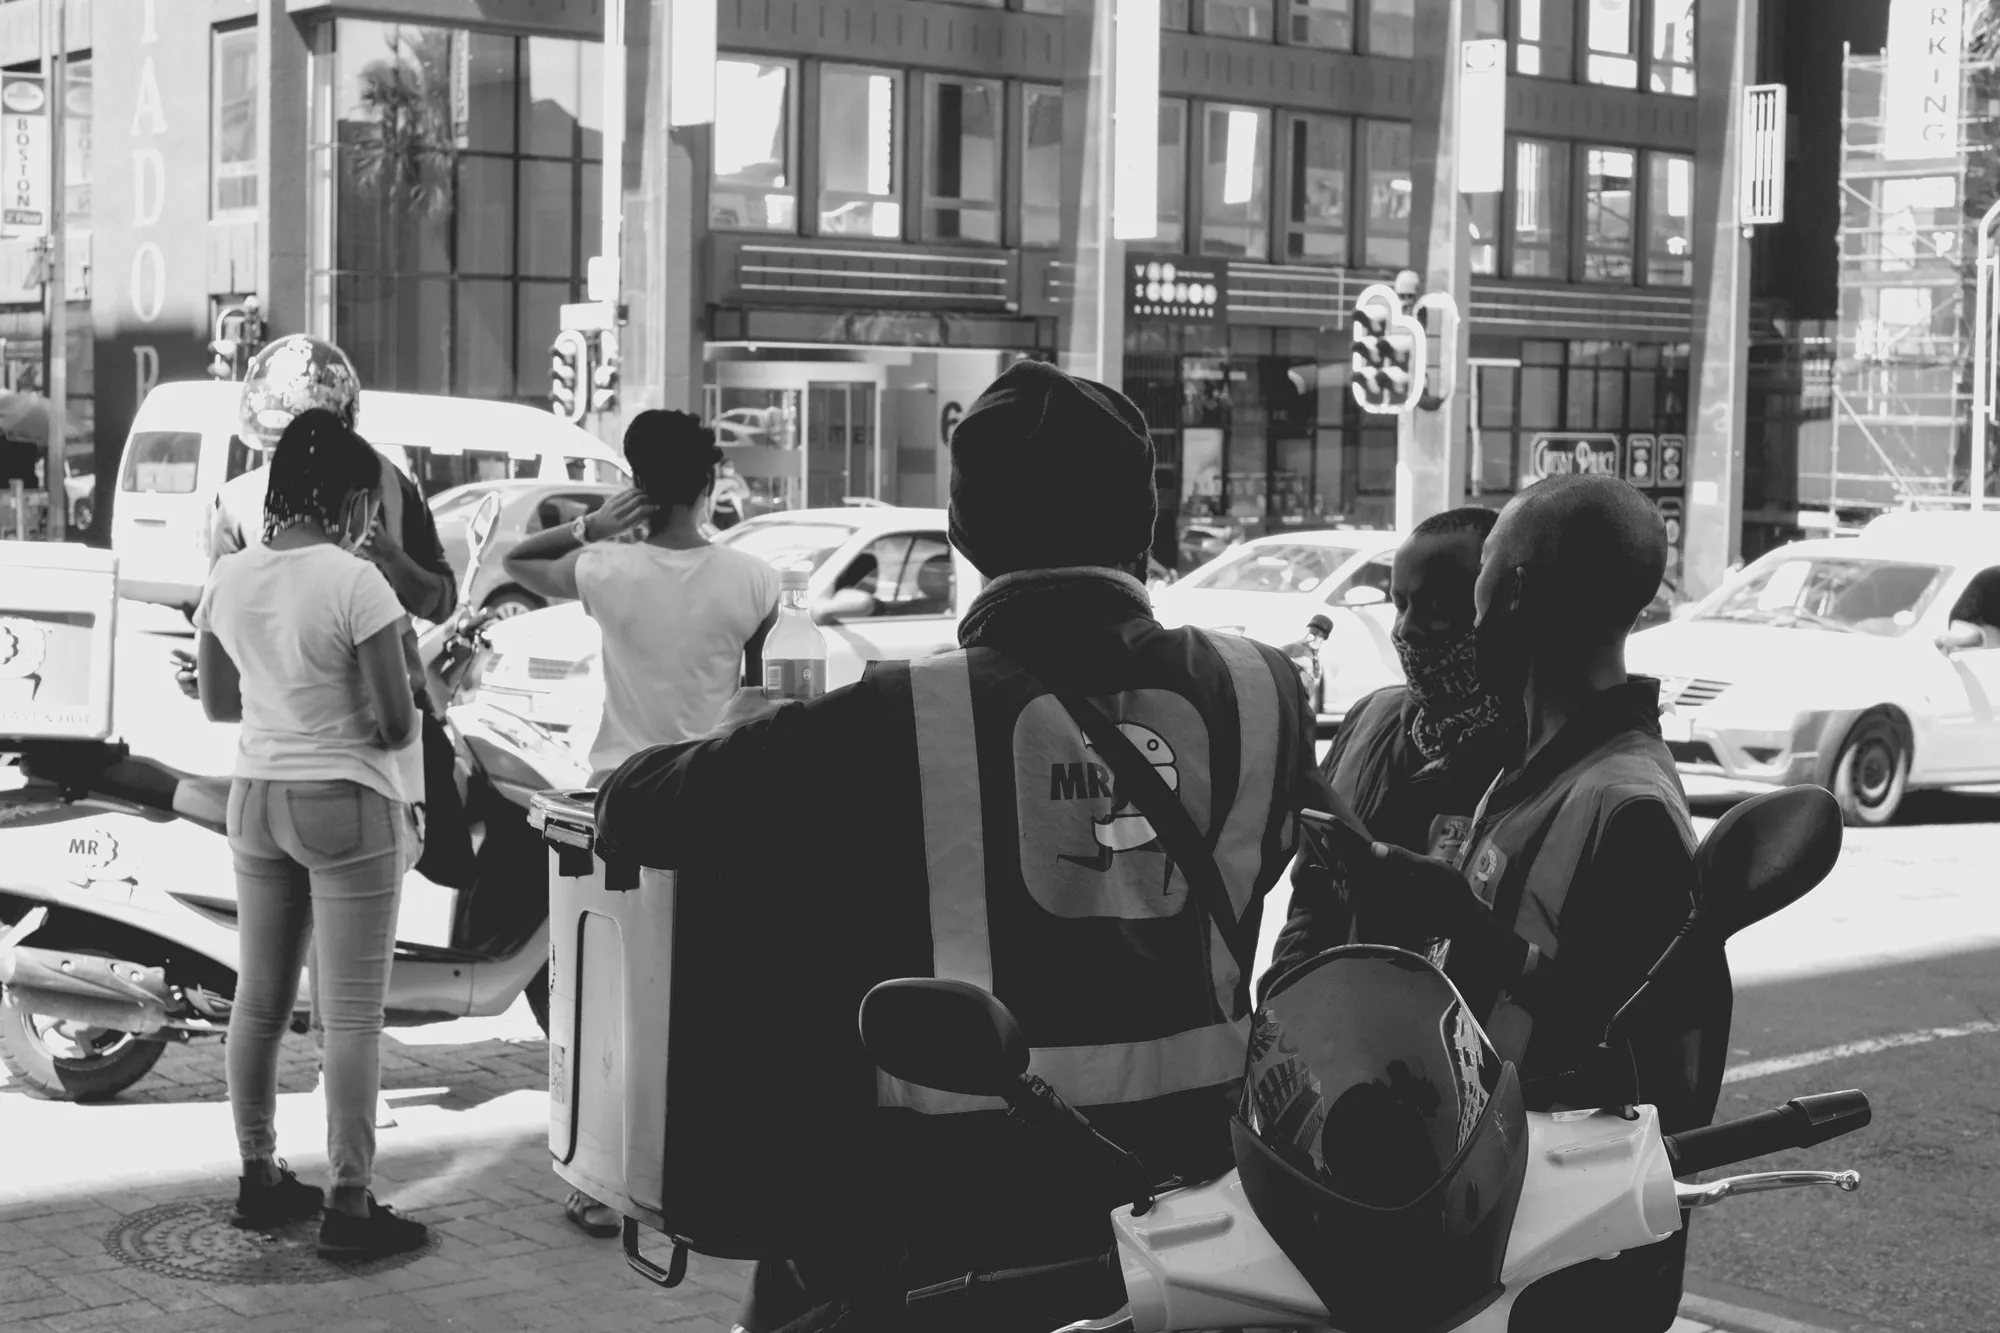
[{"xmin": 110, "ymin": 380, "xmax": 629, "ymax": 612}]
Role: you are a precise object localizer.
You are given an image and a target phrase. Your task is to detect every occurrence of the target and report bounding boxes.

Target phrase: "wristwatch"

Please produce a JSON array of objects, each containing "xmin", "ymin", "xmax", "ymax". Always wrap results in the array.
[{"xmin": 571, "ymin": 514, "xmax": 592, "ymax": 544}]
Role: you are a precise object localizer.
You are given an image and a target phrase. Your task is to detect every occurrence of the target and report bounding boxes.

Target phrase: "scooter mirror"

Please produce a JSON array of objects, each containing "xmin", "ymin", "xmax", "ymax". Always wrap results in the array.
[
  {"xmin": 1693, "ymin": 784, "xmax": 1843, "ymax": 940},
  {"xmin": 463, "ymin": 492, "xmax": 504, "ymax": 607},
  {"xmin": 860, "ymin": 978, "xmax": 1028, "ymax": 1098}
]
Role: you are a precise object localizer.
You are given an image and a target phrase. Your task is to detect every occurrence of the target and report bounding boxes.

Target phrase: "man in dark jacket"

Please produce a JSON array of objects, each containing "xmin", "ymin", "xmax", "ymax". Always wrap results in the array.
[
  {"xmin": 1269, "ymin": 506, "xmax": 1515, "ymax": 988},
  {"xmin": 1348, "ymin": 474, "xmax": 1728, "ymax": 1333},
  {"xmin": 596, "ymin": 360, "xmax": 1324, "ymax": 1327}
]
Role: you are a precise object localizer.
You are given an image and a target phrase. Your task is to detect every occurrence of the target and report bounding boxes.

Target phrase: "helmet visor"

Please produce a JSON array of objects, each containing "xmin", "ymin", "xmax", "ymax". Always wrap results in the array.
[{"xmin": 1243, "ymin": 946, "xmax": 1503, "ymax": 1208}]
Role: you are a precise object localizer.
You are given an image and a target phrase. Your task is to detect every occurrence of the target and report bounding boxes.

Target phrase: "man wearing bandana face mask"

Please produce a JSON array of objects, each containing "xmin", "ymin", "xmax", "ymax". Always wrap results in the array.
[{"xmin": 1268, "ymin": 508, "xmax": 1515, "ymax": 984}]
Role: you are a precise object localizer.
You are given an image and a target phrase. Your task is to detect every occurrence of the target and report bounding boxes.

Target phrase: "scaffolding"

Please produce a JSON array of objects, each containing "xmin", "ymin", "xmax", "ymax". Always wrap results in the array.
[{"xmin": 1827, "ymin": 49, "xmax": 1993, "ymax": 514}]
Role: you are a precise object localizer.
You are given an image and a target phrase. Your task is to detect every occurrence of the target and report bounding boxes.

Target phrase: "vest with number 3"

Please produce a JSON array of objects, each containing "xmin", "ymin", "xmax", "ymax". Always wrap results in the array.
[{"xmin": 880, "ymin": 632, "xmax": 1295, "ymax": 1115}]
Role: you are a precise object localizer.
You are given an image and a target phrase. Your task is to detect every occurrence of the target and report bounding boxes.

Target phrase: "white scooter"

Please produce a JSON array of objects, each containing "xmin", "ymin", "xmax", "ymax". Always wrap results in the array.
[
  {"xmin": 0, "ymin": 493, "xmax": 585, "ymax": 1101},
  {"xmin": 847, "ymin": 785, "xmax": 1869, "ymax": 1333}
]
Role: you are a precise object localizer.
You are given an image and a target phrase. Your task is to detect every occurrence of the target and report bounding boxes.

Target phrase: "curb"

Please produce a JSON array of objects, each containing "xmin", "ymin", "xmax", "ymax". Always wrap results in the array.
[{"xmin": 1683, "ymin": 1294, "xmax": 1844, "ymax": 1333}]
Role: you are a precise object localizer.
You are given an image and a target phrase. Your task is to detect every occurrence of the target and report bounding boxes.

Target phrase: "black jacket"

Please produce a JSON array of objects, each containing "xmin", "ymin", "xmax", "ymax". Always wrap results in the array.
[
  {"xmin": 1270, "ymin": 684, "xmax": 1515, "ymax": 990},
  {"xmin": 596, "ymin": 571, "xmax": 1325, "ymax": 1281}
]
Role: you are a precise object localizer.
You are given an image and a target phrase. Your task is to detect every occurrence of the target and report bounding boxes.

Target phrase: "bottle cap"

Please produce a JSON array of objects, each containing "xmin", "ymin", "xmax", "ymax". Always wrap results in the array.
[{"xmin": 782, "ymin": 565, "xmax": 811, "ymax": 591}]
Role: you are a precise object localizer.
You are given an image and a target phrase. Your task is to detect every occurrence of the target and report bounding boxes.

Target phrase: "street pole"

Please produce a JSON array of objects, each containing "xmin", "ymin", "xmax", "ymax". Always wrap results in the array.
[
  {"xmin": 1973, "ymin": 198, "xmax": 2000, "ymax": 513},
  {"xmin": 41, "ymin": 0, "xmax": 65, "ymax": 541}
]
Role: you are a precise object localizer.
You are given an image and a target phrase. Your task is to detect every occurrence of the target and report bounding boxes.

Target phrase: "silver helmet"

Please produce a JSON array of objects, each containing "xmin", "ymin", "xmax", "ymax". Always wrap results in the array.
[{"xmin": 237, "ymin": 335, "xmax": 361, "ymax": 450}]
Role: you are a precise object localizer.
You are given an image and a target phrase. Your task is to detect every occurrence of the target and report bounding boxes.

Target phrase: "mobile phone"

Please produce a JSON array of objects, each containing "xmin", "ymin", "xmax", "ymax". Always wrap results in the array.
[{"xmin": 1299, "ymin": 806, "xmax": 1377, "ymax": 867}]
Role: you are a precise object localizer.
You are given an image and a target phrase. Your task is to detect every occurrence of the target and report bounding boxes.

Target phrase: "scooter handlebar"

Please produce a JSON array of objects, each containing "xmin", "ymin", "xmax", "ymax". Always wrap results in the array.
[{"xmin": 1663, "ymin": 1090, "xmax": 1871, "ymax": 1177}]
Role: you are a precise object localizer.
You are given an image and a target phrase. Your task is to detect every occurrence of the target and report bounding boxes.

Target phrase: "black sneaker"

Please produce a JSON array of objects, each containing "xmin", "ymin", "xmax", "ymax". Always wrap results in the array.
[
  {"xmin": 317, "ymin": 1195, "xmax": 429, "ymax": 1259},
  {"xmin": 232, "ymin": 1160, "xmax": 323, "ymax": 1229}
]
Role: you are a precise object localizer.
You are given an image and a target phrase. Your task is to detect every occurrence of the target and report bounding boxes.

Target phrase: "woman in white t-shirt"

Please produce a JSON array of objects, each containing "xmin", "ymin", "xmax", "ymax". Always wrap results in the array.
[
  {"xmin": 505, "ymin": 409, "xmax": 778, "ymax": 1237},
  {"xmin": 195, "ymin": 410, "xmax": 429, "ymax": 1260}
]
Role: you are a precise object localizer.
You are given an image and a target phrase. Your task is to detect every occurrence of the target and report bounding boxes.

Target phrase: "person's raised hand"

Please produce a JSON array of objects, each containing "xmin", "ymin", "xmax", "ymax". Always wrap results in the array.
[
  {"xmin": 169, "ymin": 648, "xmax": 200, "ymax": 700},
  {"xmin": 582, "ymin": 489, "xmax": 657, "ymax": 543},
  {"xmin": 358, "ymin": 511, "xmax": 403, "ymax": 570}
]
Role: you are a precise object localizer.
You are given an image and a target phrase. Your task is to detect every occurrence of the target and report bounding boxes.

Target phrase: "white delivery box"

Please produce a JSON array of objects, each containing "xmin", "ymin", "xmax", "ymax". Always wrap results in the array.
[{"xmin": 0, "ymin": 541, "xmax": 117, "ymax": 742}]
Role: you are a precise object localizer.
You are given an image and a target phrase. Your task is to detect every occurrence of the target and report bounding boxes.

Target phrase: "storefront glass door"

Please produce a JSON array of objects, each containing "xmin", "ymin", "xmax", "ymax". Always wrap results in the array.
[{"xmin": 806, "ymin": 382, "xmax": 879, "ymax": 507}]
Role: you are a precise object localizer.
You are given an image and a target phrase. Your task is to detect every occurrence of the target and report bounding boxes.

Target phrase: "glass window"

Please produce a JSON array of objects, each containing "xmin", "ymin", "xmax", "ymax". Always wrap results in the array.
[
  {"xmin": 712, "ymin": 58, "xmax": 796, "ymax": 232},
  {"xmin": 522, "ymin": 37, "xmax": 585, "ymax": 156},
  {"xmin": 459, "ymin": 33, "xmax": 518, "ymax": 155},
  {"xmin": 213, "ymin": 28, "xmax": 257, "ymax": 216},
  {"xmin": 456, "ymin": 279, "xmax": 513, "ymax": 398},
  {"xmin": 1367, "ymin": 0, "xmax": 1415, "ymax": 56},
  {"xmin": 457, "ymin": 157, "xmax": 515, "ymax": 274},
  {"xmin": 870, "ymin": 534, "xmax": 956, "ymax": 616},
  {"xmin": 1468, "ymin": 191, "xmax": 1499, "ymax": 275},
  {"xmin": 520, "ymin": 160, "xmax": 575, "ymax": 277},
  {"xmin": 1467, "ymin": 0, "xmax": 1504, "ymax": 39},
  {"xmin": 1646, "ymin": 152, "xmax": 1694, "ymax": 286},
  {"xmin": 819, "ymin": 66, "xmax": 902, "ymax": 238},
  {"xmin": 1286, "ymin": 114, "xmax": 1350, "ymax": 263},
  {"xmin": 1361, "ymin": 120, "xmax": 1412, "ymax": 269},
  {"xmin": 1585, "ymin": 0, "xmax": 1638, "ymax": 87},
  {"xmin": 1650, "ymin": 0, "xmax": 1696, "ymax": 95},
  {"xmin": 1509, "ymin": 138, "xmax": 1568, "ymax": 278},
  {"xmin": 1164, "ymin": 0, "xmax": 1192, "ymax": 29},
  {"xmin": 1291, "ymin": 0, "xmax": 1354, "ymax": 49},
  {"xmin": 1583, "ymin": 147, "xmax": 1636, "ymax": 282},
  {"xmin": 1184, "ymin": 542, "xmax": 1362, "ymax": 592},
  {"xmin": 1514, "ymin": 0, "xmax": 1569, "ymax": 76},
  {"xmin": 1159, "ymin": 99, "xmax": 1190, "ymax": 251},
  {"xmin": 1201, "ymin": 104, "xmax": 1270, "ymax": 260},
  {"xmin": 924, "ymin": 76, "xmax": 1001, "ymax": 243},
  {"xmin": 1021, "ymin": 84, "xmax": 1063, "ymax": 248},
  {"xmin": 1204, "ymin": 0, "xmax": 1274, "ymax": 41},
  {"xmin": 119, "ymin": 433, "xmax": 202, "ymax": 494}
]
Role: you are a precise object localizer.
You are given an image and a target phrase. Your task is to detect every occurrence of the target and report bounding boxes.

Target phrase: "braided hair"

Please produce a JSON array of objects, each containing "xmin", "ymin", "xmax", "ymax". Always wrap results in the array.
[
  {"xmin": 261, "ymin": 408, "xmax": 381, "ymax": 544},
  {"xmin": 624, "ymin": 409, "xmax": 722, "ymax": 509}
]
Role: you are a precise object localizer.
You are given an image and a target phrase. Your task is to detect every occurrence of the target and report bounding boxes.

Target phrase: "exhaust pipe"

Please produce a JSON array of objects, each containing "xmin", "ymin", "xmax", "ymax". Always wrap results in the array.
[{"xmin": 3, "ymin": 985, "xmax": 168, "ymax": 1035}]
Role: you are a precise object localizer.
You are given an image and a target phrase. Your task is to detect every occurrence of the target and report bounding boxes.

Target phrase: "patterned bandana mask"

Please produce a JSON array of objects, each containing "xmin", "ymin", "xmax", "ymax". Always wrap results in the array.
[{"xmin": 1393, "ymin": 630, "xmax": 1507, "ymax": 763}]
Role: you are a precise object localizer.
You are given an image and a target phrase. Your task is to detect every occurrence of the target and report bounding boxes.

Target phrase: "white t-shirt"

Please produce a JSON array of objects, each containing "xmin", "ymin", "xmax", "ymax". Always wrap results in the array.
[
  {"xmin": 575, "ymin": 542, "xmax": 781, "ymax": 781},
  {"xmin": 195, "ymin": 543, "xmax": 420, "ymax": 805}
]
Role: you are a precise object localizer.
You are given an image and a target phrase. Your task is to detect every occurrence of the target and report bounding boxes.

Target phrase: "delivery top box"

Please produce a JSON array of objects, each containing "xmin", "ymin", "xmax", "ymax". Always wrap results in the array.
[{"xmin": 0, "ymin": 541, "xmax": 117, "ymax": 742}]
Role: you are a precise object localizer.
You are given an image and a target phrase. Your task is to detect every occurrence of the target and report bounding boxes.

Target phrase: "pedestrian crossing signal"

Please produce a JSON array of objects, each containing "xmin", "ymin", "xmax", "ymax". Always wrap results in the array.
[
  {"xmin": 550, "ymin": 330, "xmax": 589, "ymax": 424},
  {"xmin": 589, "ymin": 332, "xmax": 618, "ymax": 416},
  {"xmin": 1350, "ymin": 284, "xmax": 1426, "ymax": 415}
]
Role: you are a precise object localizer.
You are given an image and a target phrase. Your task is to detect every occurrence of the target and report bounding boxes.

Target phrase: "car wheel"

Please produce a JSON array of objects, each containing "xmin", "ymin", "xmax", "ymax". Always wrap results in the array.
[
  {"xmin": 71, "ymin": 498, "xmax": 92, "ymax": 531},
  {"xmin": 1831, "ymin": 712, "xmax": 1909, "ymax": 827},
  {"xmin": 0, "ymin": 984, "xmax": 166, "ymax": 1101},
  {"xmin": 484, "ymin": 589, "xmax": 543, "ymax": 620}
]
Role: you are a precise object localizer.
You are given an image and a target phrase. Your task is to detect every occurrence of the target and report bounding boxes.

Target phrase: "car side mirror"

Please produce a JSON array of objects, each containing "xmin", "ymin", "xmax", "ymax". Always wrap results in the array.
[
  {"xmin": 1342, "ymin": 585, "xmax": 1388, "ymax": 608},
  {"xmin": 859, "ymin": 979, "xmax": 1028, "ymax": 1098},
  {"xmin": 1937, "ymin": 622, "xmax": 1985, "ymax": 653},
  {"xmin": 812, "ymin": 588, "xmax": 876, "ymax": 624}
]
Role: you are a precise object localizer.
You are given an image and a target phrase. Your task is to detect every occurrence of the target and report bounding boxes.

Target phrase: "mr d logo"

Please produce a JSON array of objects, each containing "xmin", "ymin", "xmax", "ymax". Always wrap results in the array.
[{"xmin": 1012, "ymin": 691, "xmax": 1212, "ymax": 920}]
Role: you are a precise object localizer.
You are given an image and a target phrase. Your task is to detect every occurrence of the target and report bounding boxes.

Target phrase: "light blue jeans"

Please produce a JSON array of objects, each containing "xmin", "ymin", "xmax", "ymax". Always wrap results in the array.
[{"xmin": 226, "ymin": 779, "xmax": 413, "ymax": 1188}]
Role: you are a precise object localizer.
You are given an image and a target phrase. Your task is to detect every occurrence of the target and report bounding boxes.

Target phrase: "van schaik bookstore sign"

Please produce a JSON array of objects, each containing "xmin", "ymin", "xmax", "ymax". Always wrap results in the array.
[{"xmin": 1127, "ymin": 256, "xmax": 1227, "ymax": 321}]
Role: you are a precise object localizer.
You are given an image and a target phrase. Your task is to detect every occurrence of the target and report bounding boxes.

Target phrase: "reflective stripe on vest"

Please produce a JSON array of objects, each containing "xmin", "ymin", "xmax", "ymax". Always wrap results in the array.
[
  {"xmin": 1477, "ymin": 760, "xmax": 1692, "ymax": 1065},
  {"xmin": 885, "ymin": 635, "xmax": 1283, "ymax": 1114}
]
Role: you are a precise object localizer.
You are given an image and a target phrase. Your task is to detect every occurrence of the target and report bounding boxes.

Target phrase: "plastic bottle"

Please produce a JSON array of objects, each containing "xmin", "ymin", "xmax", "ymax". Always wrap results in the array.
[{"xmin": 761, "ymin": 566, "xmax": 828, "ymax": 701}]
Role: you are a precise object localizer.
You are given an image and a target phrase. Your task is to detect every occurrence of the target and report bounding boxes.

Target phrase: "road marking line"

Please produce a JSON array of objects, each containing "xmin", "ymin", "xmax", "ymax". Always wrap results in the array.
[
  {"xmin": 1722, "ymin": 1019, "xmax": 2000, "ymax": 1084},
  {"xmin": 1681, "ymin": 1293, "xmax": 1843, "ymax": 1333}
]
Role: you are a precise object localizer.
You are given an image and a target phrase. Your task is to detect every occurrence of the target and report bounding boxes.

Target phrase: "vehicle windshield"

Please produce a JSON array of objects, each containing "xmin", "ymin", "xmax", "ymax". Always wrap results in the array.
[
  {"xmin": 1697, "ymin": 555, "xmax": 1949, "ymax": 636},
  {"xmin": 1181, "ymin": 543, "xmax": 1361, "ymax": 594},
  {"xmin": 715, "ymin": 519, "xmax": 858, "ymax": 574}
]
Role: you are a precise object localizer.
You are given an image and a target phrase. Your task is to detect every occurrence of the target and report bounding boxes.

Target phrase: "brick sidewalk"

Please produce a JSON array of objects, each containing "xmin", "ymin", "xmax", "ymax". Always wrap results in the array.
[{"xmin": 0, "ymin": 1006, "xmax": 751, "ymax": 1332}]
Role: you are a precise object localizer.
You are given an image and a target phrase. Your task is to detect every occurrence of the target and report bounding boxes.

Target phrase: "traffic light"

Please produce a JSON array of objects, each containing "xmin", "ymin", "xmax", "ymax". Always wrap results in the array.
[
  {"xmin": 550, "ymin": 330, "xmax": 589, "ymax": 424},
  {"xmin": 1349, "ymin": 283, "xmax": 1426, "ymax": 415},
  {"xmin": 206, "ymin": 299, "xmax": 267, "ymax": 382},
  {"xmin": 590, "ymin": 331, "xmax": 619, "ymax": 416}
]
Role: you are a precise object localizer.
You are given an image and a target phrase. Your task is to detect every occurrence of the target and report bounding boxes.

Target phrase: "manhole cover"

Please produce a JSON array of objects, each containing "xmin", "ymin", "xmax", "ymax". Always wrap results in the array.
[{"xmin": 105, "ymin": 1199, "xmax": 440, "ymax": 1285}]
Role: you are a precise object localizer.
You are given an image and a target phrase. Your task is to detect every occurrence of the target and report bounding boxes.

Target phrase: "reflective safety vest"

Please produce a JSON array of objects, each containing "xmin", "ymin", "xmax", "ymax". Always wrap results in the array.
[
  {"xmin": 881, "ymin": 631, "xmax": 1298, "ymax": 1115},
  {"xmin": 1451, "ymin": 737, "xmax": 1693, "ymax": 1066}
]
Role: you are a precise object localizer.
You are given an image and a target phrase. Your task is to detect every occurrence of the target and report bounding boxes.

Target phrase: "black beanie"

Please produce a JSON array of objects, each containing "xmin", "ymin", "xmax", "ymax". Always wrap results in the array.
[{"xmin": 948, "ymin": 359, "xmax": 1159, "ymax": 578}]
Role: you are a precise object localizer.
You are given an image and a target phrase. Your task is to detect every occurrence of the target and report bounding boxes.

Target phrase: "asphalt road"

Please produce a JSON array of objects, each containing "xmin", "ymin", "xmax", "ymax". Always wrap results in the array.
[{"xmin": 109, "ymin": 601, "xmax": 2000, "ymax": 1332}]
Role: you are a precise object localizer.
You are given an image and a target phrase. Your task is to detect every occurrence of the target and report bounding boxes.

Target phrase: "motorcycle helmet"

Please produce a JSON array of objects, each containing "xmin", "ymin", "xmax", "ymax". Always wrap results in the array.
[
  {"xmin": 238, "ymin": 335, "xmax": 361, "ymax": 450},
  {"xmin": 1233, "ymin": 946, "xmax": 1528, "ymax": 1333}
]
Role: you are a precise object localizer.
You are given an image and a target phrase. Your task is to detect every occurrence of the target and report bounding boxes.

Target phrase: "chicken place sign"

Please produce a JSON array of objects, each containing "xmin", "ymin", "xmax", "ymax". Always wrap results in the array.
[{"xmin": 1529, "ymin": 434, "xmax": 1624, "ymax": 480}]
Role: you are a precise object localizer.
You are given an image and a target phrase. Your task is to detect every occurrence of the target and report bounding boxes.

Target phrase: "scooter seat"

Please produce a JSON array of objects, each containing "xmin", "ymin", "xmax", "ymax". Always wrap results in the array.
[{"xmin": 172, "ymin": 777, "xmax": 232, "ymax": 836}]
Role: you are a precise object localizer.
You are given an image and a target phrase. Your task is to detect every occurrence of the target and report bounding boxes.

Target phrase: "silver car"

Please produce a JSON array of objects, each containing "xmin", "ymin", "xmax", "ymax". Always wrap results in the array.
[{"xmin": 429, "ymin": 479, "xmax": 622, "ymax": 619}]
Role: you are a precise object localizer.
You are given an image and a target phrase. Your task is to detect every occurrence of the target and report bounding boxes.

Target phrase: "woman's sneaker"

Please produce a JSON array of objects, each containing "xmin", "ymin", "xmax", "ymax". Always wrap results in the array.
[
  {"xmin": 231, "ymin": 1161, "xmax": 323, "ymax": 1229},
  {"xmin": 317, "ymin": 1195, "xmax": 429, "ymax": 1259}
]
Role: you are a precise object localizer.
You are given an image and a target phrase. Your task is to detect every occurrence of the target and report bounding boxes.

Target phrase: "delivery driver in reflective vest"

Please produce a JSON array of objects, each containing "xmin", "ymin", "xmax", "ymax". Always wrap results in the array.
[
  {"xmin": 1327, "ymin": 473, "xmax": 1729, "ymax": 1333},
  {"xmin": 594, "ymin": 359, "xmax": 1323, "ymax": 1328}
]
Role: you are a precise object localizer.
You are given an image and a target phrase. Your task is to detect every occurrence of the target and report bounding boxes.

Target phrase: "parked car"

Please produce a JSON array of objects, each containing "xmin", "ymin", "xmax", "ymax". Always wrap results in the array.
[
  {"xmin": 1627, "ymin": 527, "xmax": 2000, "ymax": 825},
  {"xmin": 1151, "ymin": 529, "xmax": 1405, "ymax": 723},
  {"xmin": 430, "ymin": 479, "xmax": 622, "ymax": 619},
  {"xmin": 464, "ymin": 506, "xmax": 979, "ymax": 743}
]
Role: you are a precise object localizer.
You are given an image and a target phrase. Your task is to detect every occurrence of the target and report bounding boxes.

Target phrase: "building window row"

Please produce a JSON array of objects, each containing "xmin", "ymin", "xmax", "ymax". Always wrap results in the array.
[{"xmin": 1465, "ymin": 139, "xmax": 1693, "ymax": 288}]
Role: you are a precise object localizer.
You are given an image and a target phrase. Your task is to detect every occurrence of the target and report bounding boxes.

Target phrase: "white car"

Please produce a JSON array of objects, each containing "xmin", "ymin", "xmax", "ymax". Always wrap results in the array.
[
  {"xmin": 1152, "ymin": 529, "xmax": 1405, "ymax": 723},
  {"xmin": 465, "ymin": 506, "xmax": 975, "ymax": 749},
  {"xmin": 1626, "ymin": 525, "xmax": 2000, "ymax": 825}
]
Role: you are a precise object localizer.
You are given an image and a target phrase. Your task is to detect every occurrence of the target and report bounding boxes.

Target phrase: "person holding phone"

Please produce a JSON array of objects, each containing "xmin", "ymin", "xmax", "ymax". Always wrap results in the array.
[
  {"xmin": 1319, "ymin": 475, "xmax": 1726, "ymax": 1333},
  {"xmin": 1267, "ymin": 508, "xmax": 1516, "ymax": 992}
]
